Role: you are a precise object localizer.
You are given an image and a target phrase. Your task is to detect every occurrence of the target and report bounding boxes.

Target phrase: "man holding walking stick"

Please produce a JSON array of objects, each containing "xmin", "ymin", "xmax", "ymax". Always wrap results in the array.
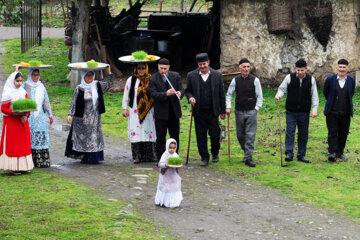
[
  {"xmin": 149, "ymin": 58, "xmax": 184, "ymax": 161},
  {"xmin": 226, "ymin": 58, "xmax": 263, "ymax": 167},
  {"xmin": 275, "ymin": 59, "xmax": 319, "ymax": 163},
  {"xmin": 185, "ymin": 53, "xmax": 226, "ymax": 167}
]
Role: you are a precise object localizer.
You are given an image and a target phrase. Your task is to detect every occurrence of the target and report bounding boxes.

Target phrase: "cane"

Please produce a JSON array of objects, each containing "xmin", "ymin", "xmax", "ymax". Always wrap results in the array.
[
  {"xmin": 162, "ymin": 73, "xmax": 181, "ymax": 100},
  {"xmin": 227, "ymin": 113, "xmax": 231, "ymax": 162},
  {"xmin": 186, "ymin": 105, "xmax": 194, "ymax": 165},
  {"xmin": 277, "ymin": 100, "xmax": 287, "ymax": 167}
]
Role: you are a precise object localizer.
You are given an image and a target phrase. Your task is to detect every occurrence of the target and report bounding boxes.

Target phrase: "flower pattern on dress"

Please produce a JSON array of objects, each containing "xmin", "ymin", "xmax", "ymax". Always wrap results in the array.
[
  {"xmin": 131, "ymin": 131, "xmax": 136, "ymax": 136},
  {"xmin": 134, "ymin": 109, "xmax": 138, "ymax": 114}
]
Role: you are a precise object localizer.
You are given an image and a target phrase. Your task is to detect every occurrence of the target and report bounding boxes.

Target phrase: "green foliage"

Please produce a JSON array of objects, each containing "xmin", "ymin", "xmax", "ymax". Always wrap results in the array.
[
  {"xmin": 29, "ymin": 60, "xmax": 42, "ymax": 66},
  {"xmin": 12, "ymin": 99, "xmax": 37, "ymax": 111},
  {"xmin": 132, "ymin": 50, "xmax": 148, "ymax": 60},
  {"xmin": 168, "ymin": 157, "xmax": 183, "ymax": 165},
  {"xmin": 0, "ymin": 0, "xmax": 23, "ymax": 25}
]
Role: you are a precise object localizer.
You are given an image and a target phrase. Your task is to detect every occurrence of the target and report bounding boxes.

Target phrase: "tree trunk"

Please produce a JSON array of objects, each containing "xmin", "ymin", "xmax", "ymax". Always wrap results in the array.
[{"xmin": 70, "ymin": 0, "xmax": 92, "ymax": 88}]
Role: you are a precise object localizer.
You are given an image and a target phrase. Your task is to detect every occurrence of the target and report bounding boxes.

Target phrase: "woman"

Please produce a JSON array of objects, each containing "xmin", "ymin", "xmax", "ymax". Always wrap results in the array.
[
  {"xmin": 65, "ymin": 66, "xmax": 113, "ymax": 164},
  {"xmin": 23, "ymin": 69, "xmax": 54, "ymax": 168},
  {"xmin": 0, "ymin": 71, "xmax": 33, "ymax": 174},
  {"xmin": 122, "ymin": 63, "xmax": 156, "ymax": 164}
]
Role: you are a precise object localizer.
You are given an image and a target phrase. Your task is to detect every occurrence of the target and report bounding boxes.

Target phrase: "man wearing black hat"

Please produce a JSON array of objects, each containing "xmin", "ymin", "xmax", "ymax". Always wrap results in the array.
[
  {"xmin": 149, "ymin": 58, "xmax": 184, "ymax": 160},
  {"xmin": 185, "ymin": 53, "xmax": 226, "ymax": 167},
  {"xmin": 226, "ymin": 58, "xmax": 263, "ymax": 167},
  {"xmin": 323, "ymin": 59, "xmax": 355, "ymax": 162},
  {"xmin": 275, "ymin": 58, "xmax": 319, "ymax": 163}
]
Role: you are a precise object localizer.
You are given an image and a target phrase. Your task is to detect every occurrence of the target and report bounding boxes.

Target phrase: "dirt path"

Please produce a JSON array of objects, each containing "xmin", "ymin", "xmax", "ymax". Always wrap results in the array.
[{"xmin": 1, "ymin": 42, "xmax": 360, "ymax": 239}]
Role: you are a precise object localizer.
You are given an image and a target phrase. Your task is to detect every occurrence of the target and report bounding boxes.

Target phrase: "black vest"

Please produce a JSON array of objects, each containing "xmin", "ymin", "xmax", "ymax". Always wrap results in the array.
[
  {"xmin": 285, "ymin": 73, "xmax": 312, "ymax": 113},
  {"xmin": 331, "ymin": 81, "xmax": 350, "ymax": 114},
  {"xmin": 74, "ymin": 82, "xmax": 105, "ymax": 117},
  {"xmin": 199, "ymin": 75, "xmax": 212, "ymax": 110},
  {"xmin": 235, "ymin": 74, "xmax": 256, "ymax": 111}
]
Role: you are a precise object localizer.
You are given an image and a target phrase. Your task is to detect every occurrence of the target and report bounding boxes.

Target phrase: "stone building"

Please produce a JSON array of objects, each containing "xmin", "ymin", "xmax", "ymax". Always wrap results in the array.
[{"xmin": 219, "ymin": 0, "xmax": 360, "ymax": 87}]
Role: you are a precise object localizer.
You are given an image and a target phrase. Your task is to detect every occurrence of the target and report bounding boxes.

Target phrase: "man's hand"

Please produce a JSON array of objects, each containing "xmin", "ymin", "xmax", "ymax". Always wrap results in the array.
[
  {"xmin": 67, "ymin": 115, "xmax": 72, "ymax": 124},
  {"xmin": 275, "ymin": 95, "xmax": 280, "ymax": 102},
  {"xmin": 166, "ymin": 88, "xmax": 176, "ymax": 96},
  {"xmin": 189, "ymin": 97, "xmax": 196, "ymax": 107},
  {"xmin": 176, "ymin": 91, "xmax": 181, "ymax": 98},
  {"xmin": 311, "ymin": 112, "xmax": 317, "ymax": 118},
  {"xmin": 220, "ymin": 114, "xmax": 226, "ymax": 120},
  {"xmin": 226, "ymin": 108, "xmax": 231, "ymax": 115}
]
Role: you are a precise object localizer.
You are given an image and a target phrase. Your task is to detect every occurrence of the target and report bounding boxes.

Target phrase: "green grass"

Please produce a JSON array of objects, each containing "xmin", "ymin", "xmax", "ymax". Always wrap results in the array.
[
  {"xmin": 0, "ymin": 170, "xmax": 175, "ymax": 239},
  {"xmin": 3, "ymin": 38, "xmax": 360, "ymax": 227}
]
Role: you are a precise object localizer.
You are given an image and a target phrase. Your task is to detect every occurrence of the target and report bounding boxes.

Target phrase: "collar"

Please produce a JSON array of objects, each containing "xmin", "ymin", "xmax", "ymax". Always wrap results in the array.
[
  {"xmin": 336, "ymin": 74, "xmax": 347, "ymax": 81},
  {"xmin": 199, "ymin": 69, "xmax": 211, "ymax": 76},
  {"xmin": 296, "ymin": 74, "xmax": 307, "ymax": 80}
]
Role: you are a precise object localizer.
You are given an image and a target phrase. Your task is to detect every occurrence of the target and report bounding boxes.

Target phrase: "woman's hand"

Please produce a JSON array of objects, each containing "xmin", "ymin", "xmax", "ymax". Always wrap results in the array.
[
  {"xmin": 122, "ymin": 109, "xmax": 129, "ymax": 117},
  {"xmin": 106, "ymin": 65, "xmax": 112, "ymax": 75},
  {"xmin": 49, "ymin": 116, "xmax": 54, "ymax": 125},
  {"xmin": 67, "ymin": 115, "xmax": 72, "ymax": 124},
  {"xmin": 20, "ymin": 115, "xmax": 27, "ymax": 124}
]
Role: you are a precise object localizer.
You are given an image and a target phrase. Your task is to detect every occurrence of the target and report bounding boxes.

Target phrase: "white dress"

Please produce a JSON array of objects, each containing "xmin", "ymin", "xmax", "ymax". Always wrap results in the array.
[
  {"xmin": 155, "ymin": 138, "xmax": 183, "ymax": 208},
  {"xmin": 122, "ymin": 76, "xmax": 156, "ymax": 143}
]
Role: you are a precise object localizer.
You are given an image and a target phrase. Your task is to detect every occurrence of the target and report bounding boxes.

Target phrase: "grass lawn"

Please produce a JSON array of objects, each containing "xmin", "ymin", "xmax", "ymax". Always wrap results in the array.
[{"xmin": 2, "ymin": 38, "xmax": 360, "ymax": 231}]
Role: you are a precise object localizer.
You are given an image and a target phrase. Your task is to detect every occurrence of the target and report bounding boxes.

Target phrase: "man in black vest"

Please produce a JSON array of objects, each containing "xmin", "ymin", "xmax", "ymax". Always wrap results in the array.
[
  {"xmin": 226, "ymin": 58, "xmax": 263, "ymax": 167},
  {"xmin": 149, "ymin": 58, "xmax": 184, "ymax": 160},
  {"xmin": 323, "ymin": 59, "xmax": 355, "ymax": 162},
  {"xmin": 185, "ymin": 53, "xmax": 226, "ymax": 167},
  {"xmin": 275, "ymin": 59, "xmax": 319, "ymax": 163}
]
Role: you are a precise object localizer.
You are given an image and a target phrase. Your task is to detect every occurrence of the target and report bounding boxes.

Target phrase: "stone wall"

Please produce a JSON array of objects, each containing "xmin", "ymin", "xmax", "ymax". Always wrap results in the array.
[{"xmin": 220, "ymin": 0, "xmax": 360, "ymax": 87}]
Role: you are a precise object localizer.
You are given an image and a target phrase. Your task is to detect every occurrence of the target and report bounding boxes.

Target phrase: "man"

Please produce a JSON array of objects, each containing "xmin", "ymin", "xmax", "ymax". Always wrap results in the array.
[
  {"xmin": 226, "ymin": 58, "xmax": 263, "ymax": 167},
  {"xmin": 185, "ymin": 53, "xmax": 226, "ymax": 167},
  {"xmin": 275, "ymin": 58, "xmax": 319, "ymax": 163},
  {"xmin": 323, "ymin": 59, "xmax": 355, "ymax": 162},
  {"xmin": 149, "ymin": 58, "xmax": 184, "ymax": 160}
]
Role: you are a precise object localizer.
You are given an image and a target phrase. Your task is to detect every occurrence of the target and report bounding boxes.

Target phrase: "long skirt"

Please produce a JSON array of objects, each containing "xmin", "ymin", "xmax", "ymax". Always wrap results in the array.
[
  {"xmin": 131, "ymin": 142, "xmax": 157, "ymax": 162},
  {"xmin": 32, "ymin": 149, "xmax": 50, "ymax": 168}
]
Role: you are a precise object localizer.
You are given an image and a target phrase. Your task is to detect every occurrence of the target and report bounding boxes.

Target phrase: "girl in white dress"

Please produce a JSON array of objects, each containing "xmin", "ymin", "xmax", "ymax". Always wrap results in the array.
[{"xmin": 155, "ymin": 138, "xmax": 183, "ymax": 208}]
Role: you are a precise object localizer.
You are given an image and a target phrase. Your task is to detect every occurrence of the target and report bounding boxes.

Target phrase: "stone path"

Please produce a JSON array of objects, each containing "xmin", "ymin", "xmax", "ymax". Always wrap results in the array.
[
  {"xmin": 0, "ymin": 26, "xmax": 64, "ymax": 40},
  {"xmin": 1, "ymin": 41, "xmax": 360, "ymax": 239}
]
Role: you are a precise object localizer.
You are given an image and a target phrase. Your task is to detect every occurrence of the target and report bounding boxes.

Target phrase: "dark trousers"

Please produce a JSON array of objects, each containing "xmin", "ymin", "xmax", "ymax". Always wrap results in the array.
[
  {"xmin": 194, "ymin": 109, "xmax": 220, "ymax": 160},
  {"xmin": 155, "ymin": 117, "xmax": 180, "ymax": 160},
  {"xmin": 285, "ymin": 111, "xmax": 309, "ymax": 158},
  {"xmin": 326, "ymin": 113, "xmax": 351, "ymax": 154}
]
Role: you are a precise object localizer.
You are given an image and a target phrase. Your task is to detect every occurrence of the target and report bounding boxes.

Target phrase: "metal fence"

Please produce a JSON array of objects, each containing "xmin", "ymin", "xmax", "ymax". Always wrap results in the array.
[{"xmin": 21, "ymin": 0, "xmax": 42, "ymax": 53}]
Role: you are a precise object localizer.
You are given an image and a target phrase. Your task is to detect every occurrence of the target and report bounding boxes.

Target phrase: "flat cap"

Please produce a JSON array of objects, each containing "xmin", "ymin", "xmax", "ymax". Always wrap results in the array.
[
  {"xmin": 337, "ymin": 59, "xmax": 349, "ymax": 65},
  {"xmin": 158, "ymin": 58, "xmax": 170, "ymax": 65},
  {"xmin": 196, "ymin": 53, "xmax": 209, "ymax": 63},
  {"xmin": 239, "ymin": 58, "xmax": 250, "ymax": 65},
  {"xmin": 295, "ymin": 58, "xmax": 307, "ymax": 68}
]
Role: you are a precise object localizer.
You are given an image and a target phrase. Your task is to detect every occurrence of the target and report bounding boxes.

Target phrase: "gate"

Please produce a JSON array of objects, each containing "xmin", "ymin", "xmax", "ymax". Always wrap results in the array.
[{"xmin": 21, "ymin": 0, "xmax": 42, "ymax": 53}]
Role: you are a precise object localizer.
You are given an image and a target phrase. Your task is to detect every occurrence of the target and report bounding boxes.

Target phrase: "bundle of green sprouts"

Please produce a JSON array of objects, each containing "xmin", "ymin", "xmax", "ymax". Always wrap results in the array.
[
  {"xmin": 29, "ymin": 60, "xmax": 42, "ymax": 66},
  {"xmin": 132, "ymin": 51, "xmax": 148, "ymax": 60},
  {"xmin": 167, "ymin": 157, "xmax": 183, "ymax": 165},
  {"xmin": 12, "ymin": 99, "xmax": 37, "ymax": 112}
]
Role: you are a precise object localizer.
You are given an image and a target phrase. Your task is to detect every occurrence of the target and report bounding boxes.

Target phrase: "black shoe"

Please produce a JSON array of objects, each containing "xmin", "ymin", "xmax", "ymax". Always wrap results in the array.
[
  {"xmin": 328, "ymin": 153, "xmax": 337, "ymax": 162},
  {"xmin": 297, "ymin": 157, "xmax": 310, "ymax": 163},
  {"xmin": 212, "ymin": 155, "xmax": 219, "ymax": 163},
  {"xmin": 337, "ymin": 153, "xmax": 348, "ymax": 162},
  {"xmin": 245, "ymin": 159, "xmax": 256, "ymax": 167},
  {"xmin": 200, "ymin": 159, "xmax": 209, "ymax": 167},
  {"xmin": 285, "ymin": 154, "xmax": 293, "ymax": 162},
  {"xmin": 241, "ymin": 157, "xmax": 246, "ymax": 162}
]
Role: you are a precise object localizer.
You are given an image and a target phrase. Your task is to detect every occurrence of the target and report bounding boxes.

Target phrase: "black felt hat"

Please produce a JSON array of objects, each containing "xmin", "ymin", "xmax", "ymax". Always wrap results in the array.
[
  {"xmin": 158, "ymin": 58, "xmax": 170, "ymax": 65},
  {"xmin": 295, "ymin": 58, "xmax": 307, "ymax": 68},
  {"xmin": 337, "ymin": 59, "xmax": 349, "ymax": 65},
  {"xmin": 196, "ymin": 53, "xmax": 209, "ymax": 63},
  {"xmin": 239, "ymin": 58, "xmax": 250, "ymax": 65}
]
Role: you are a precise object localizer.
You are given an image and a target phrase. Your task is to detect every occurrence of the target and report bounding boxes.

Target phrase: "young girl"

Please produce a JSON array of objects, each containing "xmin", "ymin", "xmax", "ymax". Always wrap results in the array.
[
  {"xmin": 0, "ymin": 71, "xmax": 33, "ymax": 174},
  {"xmin": 155, "ymin": 138, "xmax": 183, "ymax": 208}
]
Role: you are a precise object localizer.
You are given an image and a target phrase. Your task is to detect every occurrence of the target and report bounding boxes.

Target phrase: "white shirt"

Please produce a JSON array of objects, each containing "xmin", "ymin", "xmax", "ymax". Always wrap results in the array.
[
  {"xmin": 199, "ymin": 70, "xmax": 211, "ymax": 82},
  {"xmin": 336, "ymin": 75, "xmax": 347, "ymax": 88}
]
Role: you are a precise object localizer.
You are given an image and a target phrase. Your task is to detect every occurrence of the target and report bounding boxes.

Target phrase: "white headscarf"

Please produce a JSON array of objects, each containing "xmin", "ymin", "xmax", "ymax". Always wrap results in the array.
[
  {"xmin": 80, "ymin": 71, "xmax": 98, "ymax": 108},
  {"xmin": 165, "ymin": 138, "xmax": 179, "ymax": 157},
  {"xmin": 1, "ymin": 71, "xmax": 27, "ymax": 103},
  {"xmin": 26, "ymin": 69, "xmax": 45, "ymax": 118}
]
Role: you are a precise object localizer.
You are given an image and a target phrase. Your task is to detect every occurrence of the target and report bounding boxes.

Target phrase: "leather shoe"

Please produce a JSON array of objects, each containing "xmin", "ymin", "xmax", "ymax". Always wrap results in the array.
[
  {"xmin": 297, "ymin": 157, "xmax": 310, "ymax": 163},
  {"xmin": 245, "ymin": 159, "xmax": 256, "ymax": 167},
  {"xmin": 328, "ymin": 153, "xmax": 337, "ymax": 162},
  {"xmin": 200, "ymin": 159, "xmax": 209, "ymax": 167},
  {"xmin": 212, "ymin": 155, "xmax": 219, "ymax": 163},
  {"xmin": 337, "ymin": 153, "xmax": 348, "ymax": 161},
  {"xmin": 285, "ymin": 154, "xmax": 293, "ymax": 162}
]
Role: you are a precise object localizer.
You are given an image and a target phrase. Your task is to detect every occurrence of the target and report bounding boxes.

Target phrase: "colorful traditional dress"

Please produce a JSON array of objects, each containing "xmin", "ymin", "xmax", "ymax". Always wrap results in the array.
[
  {"xmin": 122, "ymin": 64, "xmax": 156, "ymax": 163},
  {"xmin": 65, "ymin": 71, "xmax": 113, "ymax": 164},
  {"xmin": 23, "ymin": 69, "xmax": 53, "ymax": 168},
  {"xmin": 0, "ymin": 72, "xmax": 33, "ymax": 171},
  {"xmin": 155, "ymin": 138, "xmax": 183, "ymax": 208}
]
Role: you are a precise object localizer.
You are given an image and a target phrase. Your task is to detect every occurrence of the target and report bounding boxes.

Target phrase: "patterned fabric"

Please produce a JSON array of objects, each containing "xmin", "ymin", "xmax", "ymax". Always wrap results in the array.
[
  {"xmin": 135, "ymin": 64, "xmax": 153, "ymax": 123},
  {"xmin": 23, "ymin": 83, "xmax": 52, "ymax": 149},
  {"xmin": 32, "ymin": 149, "xmax": 50, "ymax": 168},
  {"xmin": 131, "ymin": 142, "xmax": 157, "ymax": 162}
]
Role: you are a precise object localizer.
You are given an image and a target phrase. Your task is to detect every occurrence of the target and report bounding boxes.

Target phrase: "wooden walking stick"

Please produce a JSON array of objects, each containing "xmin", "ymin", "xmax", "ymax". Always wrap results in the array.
[
  {"xmin": 277, "ymin": 100, "xmax": 287, "ymax": 167},
  {"xmin": 186, "ymin": 105, "xmax": 194, "ymax": 165},
  {"xmin": 227, "ymin": 113, "xmax": 231, "ymax": 162}
]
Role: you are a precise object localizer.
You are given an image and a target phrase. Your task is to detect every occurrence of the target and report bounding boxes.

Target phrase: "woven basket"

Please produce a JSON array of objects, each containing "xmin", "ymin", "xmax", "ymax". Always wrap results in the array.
[{"xmin": 266, "ymin": 2, "xmax": 293, "ymax": 34}]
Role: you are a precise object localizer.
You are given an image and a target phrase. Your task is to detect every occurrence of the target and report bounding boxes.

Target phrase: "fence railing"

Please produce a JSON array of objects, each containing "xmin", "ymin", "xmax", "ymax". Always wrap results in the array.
[{"xmin": 21, "ymin": 0, "xmax": 42, "ymax": 53}]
